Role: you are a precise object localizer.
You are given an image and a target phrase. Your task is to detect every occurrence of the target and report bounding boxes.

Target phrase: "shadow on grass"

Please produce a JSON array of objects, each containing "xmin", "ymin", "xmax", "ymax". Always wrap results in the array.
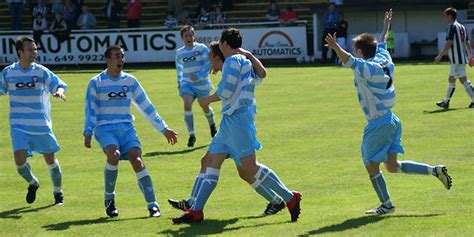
[
  {"xmin": 299, "ymin": 213, "xmax": 442, "ymax": 236},
  {"xmin": 144, "ymin": 145, "xmax": 208, "ymax": 157},
  {"xmin": 158, "ymin": 216, "xmax": 291, "ymax": 236},
  {"xmin": 0, "ymin": 204, "xmax": 55, "ymax": 219},
  {"xmin": 423, "ymin": 108, "xmax": 466, "ymax": 114},
  {"xmin": 42, "ymin": 216, "xmax": 149, "ymax": 231}
]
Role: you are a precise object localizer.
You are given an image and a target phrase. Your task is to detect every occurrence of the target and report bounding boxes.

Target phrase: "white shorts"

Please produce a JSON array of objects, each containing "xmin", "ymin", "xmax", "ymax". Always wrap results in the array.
[{"xmin": 449, "ymin": 64, "xmax": 467, "ymax": 78}]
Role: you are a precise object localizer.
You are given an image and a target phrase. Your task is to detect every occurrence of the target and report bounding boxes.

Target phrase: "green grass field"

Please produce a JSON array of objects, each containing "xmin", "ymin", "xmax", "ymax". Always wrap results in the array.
[{"xmin": 0, "ymin": 64, "xmax": 473, "ymax": 236}]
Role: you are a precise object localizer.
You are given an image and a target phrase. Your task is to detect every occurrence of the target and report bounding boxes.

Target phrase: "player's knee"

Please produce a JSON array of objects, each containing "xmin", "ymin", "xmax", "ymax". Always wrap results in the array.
[
  {"xmin": 107, "ymin": 150, "xmax": 120, "ymax": 165},
  {"xmin": 385, "ymin": 163, "xmax": 398, "ymax": 173}
]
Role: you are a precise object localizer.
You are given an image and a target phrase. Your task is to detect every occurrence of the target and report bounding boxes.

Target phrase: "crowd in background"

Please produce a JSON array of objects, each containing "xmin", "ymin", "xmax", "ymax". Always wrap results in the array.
[{"xmin": 6, "ymin": 0, "xmax": 351, "ymax": 55}]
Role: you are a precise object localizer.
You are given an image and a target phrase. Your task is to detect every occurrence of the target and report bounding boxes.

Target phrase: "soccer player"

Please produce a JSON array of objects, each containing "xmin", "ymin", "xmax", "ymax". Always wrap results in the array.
[
  {"xmin": 434, "ymin": 7, "xmax": 474, "ymax": 109},
  {"xmin": 176, "ymin": 26, "xmax": 217, "ymax": 147},
  {"xmin": 172, "ymin": 29, "xmax": 301, "ymax": 224},
  {"xmin": 325, "ymin": 9, "xmax": 452, "ymax": 215},
  {"xmin": 168, "ymin": 41, "xmax": 286, "ymax": 217},
  {"xmin": 0, "ymin": 36, "xmax": 67, "ymax": 205},
  {"xmin": 83, "ymin": 45, "xmax": 178, "ymax": 218}
]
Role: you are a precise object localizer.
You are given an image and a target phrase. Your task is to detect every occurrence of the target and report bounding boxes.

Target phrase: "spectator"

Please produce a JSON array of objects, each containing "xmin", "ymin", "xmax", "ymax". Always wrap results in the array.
[
  {"xmin": 321, "ymin": 3, "xmax": 340, "ymax": 63},
  {"xmin": 63, "ymin": 0, "xmax": 77, "ymax": 29},
  {"xmin": 278, "ymin": 6, "xmax": 297, "ymax": 25},
  {"xmin": 32, "ymin": 13, "xmax": 46, "ymax": 43},
  {"xmin": 196, "ymin": 7, "xmax": 210, "ymax": 28},
  {"xmin": 77, "ymin": 5, "xmax": 96, "ymax": 29},
  {"xmin": 127, "ymin": 0, "xmax": 142, "ymax": 28},
  {"xmin": 105, "ymin": 0, "xmax": 122, "ymax": 28},
  {"xmin": 164, "ymin": 11, "xmax": 179, "ymax": 29},
  {"xmin": 50, "ymin": 12, "xmax": 69, "ymax": 43},
  {"xmin": 336, "ymin": 12, "xmax": 348, "ymax": 50},
  {"xmin": 210, "ymin": 5, "xmax": 226, "ymax": 24},
  {"xmin": 32, "ymin": 0, "xmax": 46, "ymax": 18},
  {"xmin": 196, "ymin": 0, "xmax": 209, "ymax": 17},
  {"xmin": 266, "ymin": 1, "xmax": 280, "ymax": 21},
  {"xmin": 51, "ymin": 0, "xmax": 64, "ymax": 16},
  {"xmin": 7, "ymin": 0, "xmax": 25, "ymax": 30}
]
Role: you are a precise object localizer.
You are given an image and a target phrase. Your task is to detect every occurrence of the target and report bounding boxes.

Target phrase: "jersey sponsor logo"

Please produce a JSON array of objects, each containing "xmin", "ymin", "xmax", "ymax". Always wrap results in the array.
[
  {"xmin": 181, "ymin": 51, "xmax": 202, "ymax": 63},
  {"xmin": 15, "ymin": 80, "xmax": 36, "ymax": 90},
  {"xmin": 108, "ymin": 86, "xmax": 128, "ymax": 100}
]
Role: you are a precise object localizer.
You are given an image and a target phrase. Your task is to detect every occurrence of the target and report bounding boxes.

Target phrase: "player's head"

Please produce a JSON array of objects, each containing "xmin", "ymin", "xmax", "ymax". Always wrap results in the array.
[
  {"xmin": 180, "ymin": 25, "xmax": 195, "ymax": 47},
  {"xmin": 15, "ymin": 36, "xmax": 37, "ymax": 63},
  {"xmin": 352, "ymin": 33, "xmax": 377, "ymax": 59},
  {"xmin": 104, "ymin": 45, "xmax": 125, "ymax": 71},
  {"xmin": 209, "ymin": 41, "xmax": 225, "ymax": 73},
  {"xmin": 328, "ymin": 3, "xmax": 336, "ymax": 12},
  {"xmin": 444, "ymin": 7, "xmax": 457, "ymax": 23},
  {"xmin": 219, "ymin": 28, "xmax": 242, "ymax": 56}
]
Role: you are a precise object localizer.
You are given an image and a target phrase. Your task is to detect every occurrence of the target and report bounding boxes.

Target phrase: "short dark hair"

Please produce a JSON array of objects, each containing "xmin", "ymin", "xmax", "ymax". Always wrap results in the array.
[
  {"xmin": 220, "ymin": 28, "xmax": 242, "ymax": 49},
  {"xmin": 444, "ymin": 7, "xmax": 457, "ymax": 20},
  {"xmin": 180, "ymin": 25, "xmax": 194, "ymax": 37},
  {"xmin": 15, "ymin": 36, "xmax": 35, "ymax": 57},
  {"xmin": 352, "ymin": 33, "xmax": 377, "ymax": 59},
  {"xmin": 104, "ymin": 45, "xmax": 123, "ymax": 59},
  {"xmin": 209, "ymin": 41, "xmax": 225, "ymax": 62}
]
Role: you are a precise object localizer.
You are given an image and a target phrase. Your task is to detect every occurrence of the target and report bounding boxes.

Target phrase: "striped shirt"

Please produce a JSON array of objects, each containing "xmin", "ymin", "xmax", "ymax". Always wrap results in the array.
[
  {"xmin": 0, "ymin": 62, "xmax": 68, "ymax": 135},
  {"xmin": 342, "ymin": 43, "xmax": 396, "ymax": 121},
  {"xmin": 216, "ymin": 54, "xmax": 262, "ymax": 116},
  {"xmin": 446, "ymin": 21, "xmax": 470, "ymax": 65},
  {"xmin": 83, "ymin": 71, "xmax": 168, "ymax": 136},
  {"xmin": 175, "ymin": 42, "xmax": 211, "ymax": 84}
]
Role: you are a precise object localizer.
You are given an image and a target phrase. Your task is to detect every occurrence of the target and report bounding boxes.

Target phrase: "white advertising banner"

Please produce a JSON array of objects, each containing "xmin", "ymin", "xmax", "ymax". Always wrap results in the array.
[{"xmin": 0, "ymin": 26, "xmax": 307, "ymax": 65}]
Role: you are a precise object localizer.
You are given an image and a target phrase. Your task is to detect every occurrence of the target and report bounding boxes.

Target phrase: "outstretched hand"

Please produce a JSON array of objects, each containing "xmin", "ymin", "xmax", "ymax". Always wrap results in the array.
[
  {"xmin": 164, "ymin": 128, "xmax": 178, "ymax": 145},
  {"xmin": 53, "ymin": 88, "xmax": 66, "ymax": 101},
  {"xmin": 324, "ymin": 32, "xmax": 339, "ymax": 50},
  {"xmin": 384, "ymin": 9, "xmax": 393, "ymax": 28}
]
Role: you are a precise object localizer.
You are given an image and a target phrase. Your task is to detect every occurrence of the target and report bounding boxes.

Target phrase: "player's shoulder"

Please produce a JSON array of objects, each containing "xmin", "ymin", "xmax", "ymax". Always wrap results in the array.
[
  {"xmin": 194, "ymin": 42, "xmax": 208, "ymax": 50},
  {"xmin": 176, "ymin": 45, "xmax": 186, "ymax": 52}
]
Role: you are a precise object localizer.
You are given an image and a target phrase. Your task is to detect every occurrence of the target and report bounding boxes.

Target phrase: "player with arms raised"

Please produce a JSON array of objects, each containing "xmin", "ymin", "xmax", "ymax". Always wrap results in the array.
[{"xmin": 325, "ymin": 9, "xmax": 452, "ymax": 215}]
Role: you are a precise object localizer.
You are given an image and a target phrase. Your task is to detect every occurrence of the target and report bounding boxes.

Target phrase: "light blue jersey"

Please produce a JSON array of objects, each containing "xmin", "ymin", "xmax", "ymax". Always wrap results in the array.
[
  {"xmin": 342, "ymin": 43, "xmax": 396, "ymax": 121},
  {"xmin": 0, "ymin": 62, "xmax": 67, "ymax": 135},
  {"xmin": 175, "ymin": 42, "xmax": 214, "ymax": 98},
  {"xmin": 208, "ymin": 54, "xmax": 263, "ymax": 163},
  {"xmin": 342, "ymin": 43, "xmax": 404, "ymax": 165},
  {"xmin": 83, "ymin": 71, "xmax": 168, "ymax": 136},
  {"xmin": 216, "ymin": 54, "xmax": 262, "ymax": 116}
]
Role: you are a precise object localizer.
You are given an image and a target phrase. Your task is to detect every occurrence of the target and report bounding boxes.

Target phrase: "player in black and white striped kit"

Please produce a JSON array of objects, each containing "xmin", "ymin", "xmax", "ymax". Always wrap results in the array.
[{"xmin": 434, "ymin": 7, "xmax": 474, "ymax": 109}]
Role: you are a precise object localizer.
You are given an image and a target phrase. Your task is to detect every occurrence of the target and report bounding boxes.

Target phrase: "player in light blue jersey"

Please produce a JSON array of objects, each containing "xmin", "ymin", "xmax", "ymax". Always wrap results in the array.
[
  {"xmin": 172, "ymin": 29, "xmax": 301, "ymax": 224},
  {"xmin": 0, "ymin": 37, "xmax": 67, "ymax": 205},
  {"xmin": 325, "ymin": 9, "xmax": 452, "ymax": 215},
  {"xmin": 83, "ymin": 45, "xmax": 178, "ymax": 218},
  {"xmin": 176, "ymin": 26, "xmax": 217, "ymax": 148},
  {"xmin": 168, "ymin": 41, "xmax": 287, "ymax": 217}
]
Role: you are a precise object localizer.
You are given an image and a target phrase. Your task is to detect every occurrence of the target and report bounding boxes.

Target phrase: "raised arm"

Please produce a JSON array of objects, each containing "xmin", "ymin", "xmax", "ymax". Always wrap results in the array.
[
  {"xmin": 325, "ymin": 32, "xmax": 350, "ymax": 64},
  {"xmin": 44, "ymin": 68, "xmax": 67, "ymax": 101},
  {"xmin": 379, "ymin": 9, "xmax": 392, "ymax": 43},
  {"xmin": 234, "ymin": 48, "xmax": 267, "ymax": 79}
]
